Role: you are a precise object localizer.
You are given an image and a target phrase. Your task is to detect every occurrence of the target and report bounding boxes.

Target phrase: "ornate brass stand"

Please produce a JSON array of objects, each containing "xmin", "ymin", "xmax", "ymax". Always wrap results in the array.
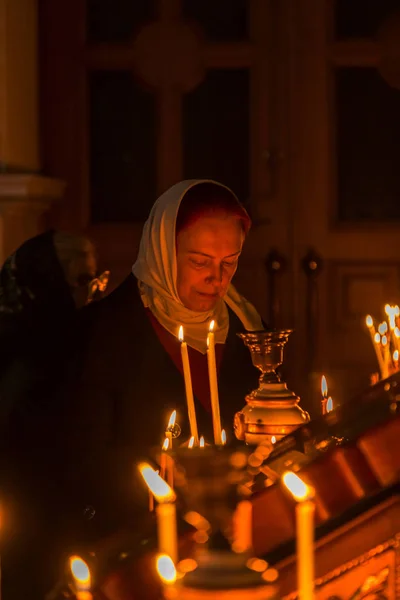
[{"xmin": 234, "ymin": 330, "xmax": 310, "ymax": 446}]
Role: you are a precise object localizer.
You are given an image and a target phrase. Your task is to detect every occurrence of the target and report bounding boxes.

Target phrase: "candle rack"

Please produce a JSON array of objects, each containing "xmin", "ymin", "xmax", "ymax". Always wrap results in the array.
[{"xmin": 234, "ymin": 330, "xmax": 310, "ymax": 447}]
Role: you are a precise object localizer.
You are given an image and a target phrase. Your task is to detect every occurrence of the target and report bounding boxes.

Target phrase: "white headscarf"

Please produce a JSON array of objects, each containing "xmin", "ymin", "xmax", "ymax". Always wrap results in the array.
[{"xmin": 132, "ymin": 180, "xmax": 263, "ymax": 353}]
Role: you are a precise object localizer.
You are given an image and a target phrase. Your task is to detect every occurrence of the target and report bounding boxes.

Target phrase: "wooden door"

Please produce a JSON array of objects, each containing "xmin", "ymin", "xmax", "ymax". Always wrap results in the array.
[
  {"xmin": 271, "ymin": 0, "xmax": 400, "ymax": 413},
  {"xmin": 39, "ymin": 0, "xmax": 276, "ymax": 288}
]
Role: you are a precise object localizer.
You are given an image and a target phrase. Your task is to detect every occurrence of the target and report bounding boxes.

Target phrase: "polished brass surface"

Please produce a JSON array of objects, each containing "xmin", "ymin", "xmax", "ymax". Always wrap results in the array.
[{"xmin": 234, "ymin": 330, "xmax": 310, "ymax": 447}]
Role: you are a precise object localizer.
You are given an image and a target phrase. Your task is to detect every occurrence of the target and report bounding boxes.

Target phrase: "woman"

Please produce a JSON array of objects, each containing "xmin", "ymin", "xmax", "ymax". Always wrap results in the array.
[
  {"xmin": 65, "ymin": 180, "xmax": 264, "ymax": 537},
  {"xmin": 0, "ymin": 229, "xmax": 109, "ymax": 600}
]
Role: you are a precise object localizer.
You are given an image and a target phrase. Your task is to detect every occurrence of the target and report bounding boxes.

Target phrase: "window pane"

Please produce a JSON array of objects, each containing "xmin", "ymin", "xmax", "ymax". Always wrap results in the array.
[
  {"xmin": 336, "ymin": 67, "xmax": 400, "ymax": 221},
  {"xmin": 182, "ymin": 0, "xmax": 248, "ymax": 41},
  {"xmin": 89, "ymin": 71, "xmax": 156, "ymax": 223},
  {"xmin": 335, "ymin": 0, "xmax": 399, "ymax": 39},
  {"xmin": 183, "ymin": 69, "xmax": 250, "ymax": 207},
  {"xmin": 86, "ymin": 0, "xmax": 154, "ymax": 43}
]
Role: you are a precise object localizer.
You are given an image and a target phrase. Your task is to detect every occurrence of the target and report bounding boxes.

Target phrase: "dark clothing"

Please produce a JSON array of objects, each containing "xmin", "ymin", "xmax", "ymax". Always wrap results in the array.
[
  {"xmin": 64, "ymin": 274, "xmax": 259, "ymax": 536},
  {"xmin": 0, "ymin": 231, "xmax": 83, "ymax": 600}
]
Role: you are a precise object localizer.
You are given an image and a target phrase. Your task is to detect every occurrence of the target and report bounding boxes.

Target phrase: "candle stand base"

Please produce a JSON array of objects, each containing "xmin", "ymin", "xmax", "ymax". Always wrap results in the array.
[
  {"xmin": 234, "ymin": 330, "xmax": 310, "ymax": 448},
  {"xmin": 164, "ymin": 550, "xmax": 280, "ymax": 600}
]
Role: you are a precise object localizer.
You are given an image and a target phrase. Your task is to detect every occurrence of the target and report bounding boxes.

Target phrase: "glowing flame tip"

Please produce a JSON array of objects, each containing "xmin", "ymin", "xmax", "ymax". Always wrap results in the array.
[
  {"xmin": 178, "ymin": 326, "xmax": 184, "ymax": 342},
  {"xmin": 156, "ymin": 554, "xmax": 176, "ymax": 585},
  {"xmin": 199, "ymin": 436, "xmax": 205, "ymax": 448},
  {"xmin": 282, "ymin": 471, "xmax": 313, "ymax": 501},
  {"xmin": 321, "ymin": 375, "xmax": 328, "ymax": 397}
]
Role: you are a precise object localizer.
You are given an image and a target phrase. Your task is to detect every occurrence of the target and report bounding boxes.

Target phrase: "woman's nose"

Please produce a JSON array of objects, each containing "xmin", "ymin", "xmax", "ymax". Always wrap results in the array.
[{"xmin": 207, "ymin": 264, "xmax": 223, "ymax": 284}]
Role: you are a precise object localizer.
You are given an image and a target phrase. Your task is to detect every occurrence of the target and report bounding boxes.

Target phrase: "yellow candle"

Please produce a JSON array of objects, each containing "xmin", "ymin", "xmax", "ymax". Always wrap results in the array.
[
  {"xmin": 381, "ymin": 335, "xmax": 390, "ymax": 379},
  {"xmin": 178, "ymin": 326, "xmax": 199, "ymax": 444},
  {"xmin": 207, "ymin": 320, "xmax": 222, "ymax": 445},
  {"xmin": 139, "ymin": 464, "xmax": 178, "ymax": 564},
  {"xmin": 165, "ymin": 410, "xmax": 176, "ymax": 449},
  {"xmin": 320, "ymin": 375, "xmax": 328, "ymax": 415},
  {"xmin": 160, "ymin": 438, "xmax": 169, "ymax": 480},
  {"xmin": 283, "ymin": 472, "xmax": 315, "ymax": 600},
  {"xmin": 232, "ymin": 500, "xmax": 253, "ymax": 553},
  {"xmin": 373, "ymin": 332, "xmax": 385, "ymax": 379}
]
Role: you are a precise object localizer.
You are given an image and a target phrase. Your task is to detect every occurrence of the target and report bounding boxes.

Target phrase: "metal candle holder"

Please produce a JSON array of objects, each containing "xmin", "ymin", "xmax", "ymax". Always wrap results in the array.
[{"xmin": 234, "ymin": 329, "xmax": 310, "ymax": 446}]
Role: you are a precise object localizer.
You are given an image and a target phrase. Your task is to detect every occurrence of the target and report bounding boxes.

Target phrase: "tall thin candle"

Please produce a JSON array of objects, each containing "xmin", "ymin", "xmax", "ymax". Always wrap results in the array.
[
  {"xmin": 207, "ymin": 320, "xmax": 222, "ymax": 445},
  {"xmin": 178, "ymin": 326, "xmax": 199, "ymax": 444},
  {"xmin": 283, "ymin": 472, "xmax": 315, "ymax": 600}
]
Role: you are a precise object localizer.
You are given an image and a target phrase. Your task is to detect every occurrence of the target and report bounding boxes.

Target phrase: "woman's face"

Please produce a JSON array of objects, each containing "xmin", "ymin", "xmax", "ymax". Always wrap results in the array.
[{"xmin": 176, "ymin": 215, "xmax": 245, "ymax": 312}]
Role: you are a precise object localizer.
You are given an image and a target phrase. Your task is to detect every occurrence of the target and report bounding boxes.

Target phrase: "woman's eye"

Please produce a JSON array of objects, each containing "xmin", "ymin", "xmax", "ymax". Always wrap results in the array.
[
  {"xmin": 190, "ymin": 259, "xmax": 207, "ymax": 268},
  {"xmin": 223, "ymin": 261, "xmax": 237, "ymax": 268}
]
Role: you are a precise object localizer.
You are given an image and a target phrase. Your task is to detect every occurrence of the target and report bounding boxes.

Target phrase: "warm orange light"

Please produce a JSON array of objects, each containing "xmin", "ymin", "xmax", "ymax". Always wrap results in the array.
[
  {"xmin": 246, "ymin": 558, "xmax": 268, "ymax": 573},
  {"xmin": 199, "ymin": 436, "xmax": 205, "ymax": 448},
  {"xmin": 374, "ymin": 332, "xmax": 381, "ymax": 344},
  {"xmin": 382, "ymin": 335, "xmax": 388, "ymax": 346},
  {"xmin": 139, "ymin": 463, "xmax": 176, "ymax": 502},
  {"xmin": 282, "ymin": 471, "xmax": 314, "ymax": 501},
  {"xmin": 378, "ymin": 322, "xmax": 388, "ymax": 336},
  {"xmin": 395, "ymin": 328, "xmax": 400, "ymax": 339},
  {"xmin": 177, "ymin": 558, "xmax": 198, "ymax": 574},
  {"xmin": 188, "ymin": 436, "xmax": 195, "ymax": 448},
  {"xmin": 394, "ymin": 350, "xmax": 399, "ymax": 362},
  {"xmin": 69, "ymin": 556, "xmax": 91, "ymax": 590},
  {"xmin": 209, "ymin": 320, "xmax": 215, "ymax": 332},
  {"xmin": 326, "ymin": 397, "xmax": 333, "ymax": 413},
  {"xmin": 271, "ymin": 435, "xmax": 276, "ymax": 444},
  {"xmin": 366, "ymin": 315, "xmax": 373, "ymax": 328},
  {"xmin": 167, "ymin": 410, "xmax": 176, "ymax": 429},
  {"xmin": 178, "ymin": 326, "xmax": 184, "ymax": 342},
  {"xmin": 221, "ymin": 429, "xmax": 227, "ymax": 445},
  {"xmin": 156, "ymin": 554, "xmax": 176, "ymax": 584},
  {"xmin": 321, "ymin": 375, "xmax": 328, "ymax": 398},
  {"xmin": 162, "ymin": 437, "xmax": 170, "ymax": 451}
]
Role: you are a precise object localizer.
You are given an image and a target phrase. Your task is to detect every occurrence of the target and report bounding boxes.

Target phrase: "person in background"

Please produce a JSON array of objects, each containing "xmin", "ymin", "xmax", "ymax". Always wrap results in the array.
[
  {"xmin": 0, "ymin": 229, "xmax": 109, "ymax": 600},
  {"xmin": 64, "ymin": 180, "xmax": 263, "ymax": 542}
]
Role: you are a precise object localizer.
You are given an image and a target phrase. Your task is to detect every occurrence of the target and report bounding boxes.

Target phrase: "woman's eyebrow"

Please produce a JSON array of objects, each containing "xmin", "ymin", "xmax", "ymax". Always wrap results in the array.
[{"xmin": 187, "ymin": 250, "xmax": 241, "ymax": 259}]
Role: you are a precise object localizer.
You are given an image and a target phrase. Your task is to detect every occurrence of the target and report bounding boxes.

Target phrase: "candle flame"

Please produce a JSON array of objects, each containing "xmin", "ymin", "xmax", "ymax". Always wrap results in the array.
[
  {"xmin": 326, "ymin": 397, "xmax": 333, "ymax": 413},
  {"xmin": 378, "ymin": 322, "xmax": 388, "ymax": 335},
  {"xmin": 69, "ymin": 556, "xmax": 91, "ymax": 590},
  {"xmin": 374, "ymin": 332, "xmax": 381, "ymax": 344},
  {"xmin": 139, "ymin": 463, "xmax": 176, "ymax": 502},
  {"xmin": 199, "ymin": 436, "xmax": 205, "ymax": 448},
  {"xmin": 282, "ymin": 471, "xmax": 313, "ymax": 501},
  {"xmin": 221, "ymin": 429, "xmax": 227, "ymax": 445},
  {"xmin": 188, "ymin": 436, "xmax": 195, "ymax": 448},
  {"xmin": 156, "ymin": 554, "xmax": 176, "ymax": 584},
  {"xmin": 382, "ymin": 335, "xmax": 388, "ymax": 346},
  {"xmin": 395, "ymin": 327, "xmax": 400, "ymax": 339},
  {"xmin": 271, "ymin": 435, "xmax": 276, "ymax": 444},
  {"xmin": 178, "ymin": 326, "xmax": 184, "ymax": 342},
  {"xmin": 385, "ymin": 305, "xmax": 397, "ymax": 329},
  {"xmin": 162, "ymin": 437, "xmax": 170, "ymax": 451},
  {"xmin": 394, "ymin": 350, "xmax": 399, "ymax": 362},
  {"xmin": 167, "ymin": 410, "xmax": 176, "ymax": 429},
  {"xmin": 209, "ymin": 320, "xmax": 215, "ymax": 332},
  {"xmin": 366, "ymin": 315, "xmax": 373, "ymax": 328},
  {"xmin": 321, "ymin": 375, "xmax": 328, "ymax": 398}
]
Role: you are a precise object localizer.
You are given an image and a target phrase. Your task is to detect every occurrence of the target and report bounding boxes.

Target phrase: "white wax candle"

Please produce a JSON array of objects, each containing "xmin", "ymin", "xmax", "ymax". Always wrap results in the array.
[
  {"xmin": 296, "ymin": 499, "xmax": 315, "ymax": 600},
  {"xmin": 157, "ymin": 502, "xmax": 178, "ymax": 564},
  {"xmin": 179, "ymin": 327, "xmax": 199, "ymax": 444},
  {"xmin": 207, "ymin": 321, "xmax": 222, "ymax": 445}
]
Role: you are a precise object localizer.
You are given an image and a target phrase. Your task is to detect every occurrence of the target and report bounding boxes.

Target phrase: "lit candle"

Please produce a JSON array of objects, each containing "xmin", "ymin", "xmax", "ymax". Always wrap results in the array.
[
  {"xmin": 326, "ymin": 397, "xmax": 333, "ymax": 413},
  {"xmin": 160, "ymin": 438, "xmax": 169, "ymax": 480},
  {"xmin": 366, "ymin": 316, "xmax": 383, "ymax": 378},
  {"xmin": 207, "ymin": 320, "xmax": 222, "ymax": 445},
  {"xmin": 188, "ymin": 436, "xmax": 195, "ymax": 448},
  {"xmin": 320, "ymin": 375, "xmax": 328, "ymax": 415},
  {"xmin": 69, "ymin": 556, "xmax": 93, "ymax": 600},
  {"xmin": 178, "ymin": 326, "xmax": 199, "ymax": 444},
  {"xmin": 271, "ymin": 435, "xmax": 276, "ymax": 444},
  {"xmin": 221, "ymin": 429, "xmax": 227, "ymax": 446},
  {"xmin": 393, "ymin": 350, "xmax": 399, "ymax": 372},
  {"xmin": 156, "ymin": 554, "xmax": 177, "ymax": 586},
  {"xmin": 232, "ymin": 500, "xmax": 253, "ymax": 553},
  {"xmin": 165, "ymin": 410, "xmax": 176, "ymax": 449},
  {"xmin": 381, "ymin": 335, "xmax": 390, "ymax": 379},
  {"xmin": 139, "ymin": 464, "xmax": 178, "ymax": 563},
  {"xmin": 283, "ymin": 472, "xmax": 315, "ymax": 600},
  {"xmin": 199, "ymin": 436, "xmax": 205, "ymax": 448},
  {"xmin": 373, "ymin": 332, "xmax": 385, "ymax": 379}
]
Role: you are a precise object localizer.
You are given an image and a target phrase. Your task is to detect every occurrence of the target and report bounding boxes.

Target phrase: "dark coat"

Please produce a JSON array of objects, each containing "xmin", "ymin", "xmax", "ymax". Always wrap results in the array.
[{"xmin": 64, "ymin": 274, "xmax": 259, "ymax": 536}]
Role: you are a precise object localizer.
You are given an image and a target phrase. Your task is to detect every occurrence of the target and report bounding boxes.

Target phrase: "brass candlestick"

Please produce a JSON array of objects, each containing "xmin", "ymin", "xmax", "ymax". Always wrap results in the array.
[{"xmin": 234, "ymin": 330, "xmax": 310, "ymax": 446}]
